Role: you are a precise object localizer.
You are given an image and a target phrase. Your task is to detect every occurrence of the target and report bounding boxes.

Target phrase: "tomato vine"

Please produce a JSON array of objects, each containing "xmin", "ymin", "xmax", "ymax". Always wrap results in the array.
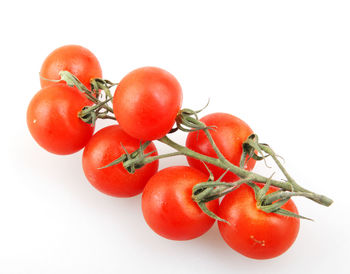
[
  {"xmin": 29, "ymin": 45, "xmax": 335, "ymax": 259},
  {"xmin": 53, "ymin": 70, "xmax": 333, "ymax": 222}
]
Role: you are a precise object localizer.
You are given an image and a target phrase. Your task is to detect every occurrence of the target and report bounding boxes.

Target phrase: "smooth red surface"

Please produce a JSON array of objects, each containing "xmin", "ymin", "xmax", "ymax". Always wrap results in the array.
[
  {"xmin": 27, "ymin": 84, "xmax": 94, "ymax": 155},
  {"xmin": 186, "ymin": 112, "xmax": 255, "ymax": 182},
  {"xmin": 82, "ymin": 125, "xmax": 159, "ymax": 197},
  {"xmin": 113, "ymin": 67, "xmax": 183, "ymax": 141},
  {"xmin": 40, "ymin": 45, "xmax": 102, "ymax": 88},
  {"xmin": 142, "ymin": 166, "xmax": 219, "ymax": 241},
  {"xmin": 218, "ymin": 184, "xmax": 300, "ymax": 259}
]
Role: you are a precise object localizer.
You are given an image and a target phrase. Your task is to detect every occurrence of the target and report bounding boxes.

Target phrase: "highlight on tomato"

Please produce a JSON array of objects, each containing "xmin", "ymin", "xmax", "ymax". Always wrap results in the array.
[
  {"xmin": 142, "ymin": 166, "xmax": 219, "ymax": 241},
  {"xmin": 40, "ymin": 44, "xmax": 102, "ymax": 89},
  {"xmin": 113, "ymin": 67, "xmax": 183, "ymax": 141},
  {"xmin": 218, "ymin": 183, "xmax": 300, "ymax": 259},
  {"xmin": 186, "ymin": 112, "xmax": 256, "ymax": 182},
  {"xmin": 27, "ymin": 84, "xmax": 94, "ymax": 155},
  {"xmin": 82, "ymin": 125, "xmax": 159, "ymax": 197}
]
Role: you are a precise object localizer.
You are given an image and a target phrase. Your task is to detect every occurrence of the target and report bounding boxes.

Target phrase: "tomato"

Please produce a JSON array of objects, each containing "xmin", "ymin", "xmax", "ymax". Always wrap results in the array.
[
  {"xmin": 27, "ymin": 84, "xmax": 94, "ymax": 155},
  {"xmin": 113, "ymin": 67, "xmax": 183, "ymax": 141},
  {"xmin": 142, "ymin": 166, "xmax": 218, "ymax": 241},
  {"xmin": 40, "ymin": 45, "xmax": 102, "ymax": 88},
  {"xmin": 218, "ymin": 183, "xmax": 300, "ymax": 259},
  {"xmin": 186, "ymin": 112, "xmax": 255, "ymax": 182},
  {"xmin": 82, "ymin": 125, "xmax": 159, "ymax": 197}
]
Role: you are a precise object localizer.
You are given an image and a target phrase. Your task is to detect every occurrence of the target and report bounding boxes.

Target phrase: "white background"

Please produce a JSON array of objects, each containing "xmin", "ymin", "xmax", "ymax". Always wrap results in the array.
[{"xmin": 1, "ymin": 1, "xmax": 349, "ymax": 273}]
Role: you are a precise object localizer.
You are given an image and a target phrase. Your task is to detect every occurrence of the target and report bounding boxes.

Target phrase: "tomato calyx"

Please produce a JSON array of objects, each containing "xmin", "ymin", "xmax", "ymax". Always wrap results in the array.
[
  {"xmin": 78, "ymin": 98, "xmax": 114, "ymax": 126},
  {"xmin": 99, "ymin": 141, "xmax": 154, "ymax": 174},
  {"xmin": 248, "ymin": 177, "xmax": 313, "ymax": 220},
  {"xmin": 192, "ymin": 171, "xmax": 312, "ymax": 222},
  {"xmin": 90, "ymin": 78, "xmax": 118, "ymax": 100},
  {"xmin": 173, "ymin": 101, "xmax": 213, "ymax": 133},
  {"xmin": 47, "ymin": 70, "xmax": 117, "ymax": 126},
  {"xmin": 191, "ymin": 168, "xmax": 254, "ymax": 224},
  {"xmin": 240, "ymin": 134, "xmax": 268, "ymax": 168},
  {"xmin": 57, "ymin": 71, "xmax": 100, "ymax": 102}
]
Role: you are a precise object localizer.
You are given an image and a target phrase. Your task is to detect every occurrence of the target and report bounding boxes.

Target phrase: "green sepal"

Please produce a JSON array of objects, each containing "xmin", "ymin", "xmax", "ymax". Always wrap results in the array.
[
  {"xmin": 245, "ymin": 182, "xmax": 262, "ymax": 201},
  {"xmin": 259, "ymin": 198, "xmax": 290, "ymax": 213},
  {"xmin": 240, "ymin": 134, "xmax": 271, "ymax": 169},
  {"xmin": 256, "ymin": 174, "xmax": 274, "ymax": 203},
  {"xmin": 98, "ymin": 154, "xmax": 127, "ymax": 169},
  {"xmin": 99, "ymin": 141, "xmax": 152, "ymax": 173},
  {"xmin": 272, "ymin": 208, "xmax": 313, "ymax": 221},
  {"xmin": 78, "ymin": 98, "xmax": 113, "ymax": 126},
  {"xmin": 197, "ymin": 202, "xmax": 229, "ymax": 224},
  {"xmin": 175, "ymin": 101, "xmax": 212, "ymax": 132}
]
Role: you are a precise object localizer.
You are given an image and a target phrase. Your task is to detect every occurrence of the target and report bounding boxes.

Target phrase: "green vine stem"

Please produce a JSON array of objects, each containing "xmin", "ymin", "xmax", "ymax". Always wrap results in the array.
[
  {"xmin": 46, "ymin": 71, "xmax": 117, "ymax": 126},
  {"xmin": 100, "ymin": 114, "xmax": 332, "ymax": 221},
  {"xmin": 59, "ymin": 71, "xmax": 333, "ymax": 218},
  {"xmin": 103, "ymin": 128, "xmax": 333, "ymax": 209},
  {"xmin": 157, "ymin": 135, "xmax": 333, "ymax": 207},
  {"xmin": 58, "ymin": 71, "xmax": 115, "ymax": 113}
]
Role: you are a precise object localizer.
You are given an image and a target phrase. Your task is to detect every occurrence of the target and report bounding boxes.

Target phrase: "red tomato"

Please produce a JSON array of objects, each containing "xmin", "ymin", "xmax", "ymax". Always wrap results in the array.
[
  {"xmin": 218, "ymin": 183, "xmax": 300, "ymax": 259},
  {"xmin": 82, "ymin": 125, "xmax": 159, "ymax": 197},
  {"xmin": 27, "ymin": 84, "xmax": 94, "ymax": 155},
  {"xmin": 113, "ymin": 67, "xmax": 183, "ymax": 141},
  {"xmin": 186, "ymin": 112, "xmax": 255, "ymax": 182},
  {"xmin": 142, "ymin": 166, "xmax": 219, "ymax": 240},
  {"xmin": 40, "ymin": 45, "xmax": 102, "ymax": 88}
]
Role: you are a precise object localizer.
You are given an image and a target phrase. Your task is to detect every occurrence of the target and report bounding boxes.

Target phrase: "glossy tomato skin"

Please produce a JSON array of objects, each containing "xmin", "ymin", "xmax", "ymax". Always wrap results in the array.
[
  {"xmin": 218, "ymin": 184, "xmax": 300, "ymax": 259},
  {"xmin": 27, "ymin": 84, "xmax": 94, "ymax": 155},
  {"xmin": 186, "ymin": 112, "xmax": 255, "ymax": 182},
  {"xmin": 142, "ymin": 166, "xmax": 219, "ymax": 241},
  {"xmin": 113, "ymin": 67, "xmax": 183, "ymax": 141},
  {"xmin": 40, "ymin": 45, "xmax": 102, "ymax": 88},
  {"xmin": 82, "ymin": 125, "xmax": 159, "ymax": 197}
]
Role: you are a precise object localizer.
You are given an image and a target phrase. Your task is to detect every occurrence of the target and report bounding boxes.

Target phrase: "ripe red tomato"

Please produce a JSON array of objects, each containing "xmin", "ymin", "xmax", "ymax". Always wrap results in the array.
[
  {"xmin": 186, "ymin": 112, "xmax": 255, "ymax": 182},
  {"xmin": 27, "ymin": 84, "xmax": 94, "ymax": 155},
  {"xmin": 40, "ymin": 45, "xmax": 102, "ymax": 88},
  {"xmin": 218, "ymin": 183, "xmax": 300, "ymax": 259},
  {"xmin": 82, "ymin": 125, "xmax": 159, "ymax": 197},
  {"xmin": 142, "ymin": 166, "xmax": 219, "ymax": 240},
  {"xmin": 113, "ymin": 67, "xmax": 183, "ymax": 141}
]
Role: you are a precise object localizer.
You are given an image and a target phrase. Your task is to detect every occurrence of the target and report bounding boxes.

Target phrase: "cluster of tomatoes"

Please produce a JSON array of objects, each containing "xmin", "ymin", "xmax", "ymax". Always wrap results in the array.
[{"xmin": 27, "ymin": 45, "xmax": 300, "ymax": 260}]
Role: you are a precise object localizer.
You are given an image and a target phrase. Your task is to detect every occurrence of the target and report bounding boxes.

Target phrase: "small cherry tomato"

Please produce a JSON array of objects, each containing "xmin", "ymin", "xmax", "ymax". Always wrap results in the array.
[
  {"xmin": 82, "ymin": 125, "xmax": 159, "ymax": 197},
  {"xmin": 218, "ymin": 183, "xmax": 300, "ymax": 259},
  {"xmin": 186, "ymin": 112, "xmax": 255, "ymax": 182},
  {"xmin": 40, "ymin": 45, "xmax": 102, "ymax": 88},
  {"xmin": 27, "ymin": 84, "xmax": 94, "ymax": 155},
  {"xmin": 113, "ymin": 67, "xmax": 183, "ymax": 141},
  {"xmin": 142, "ymin": 166, "xmax": 219, "ymax": 241}
]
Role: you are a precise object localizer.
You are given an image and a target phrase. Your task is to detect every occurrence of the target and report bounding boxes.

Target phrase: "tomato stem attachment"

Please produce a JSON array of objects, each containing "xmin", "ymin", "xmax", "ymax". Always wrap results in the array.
[
  {"xmin": 54, "ymin": 71, "xmax": 117, "ymax": 125},
  {"xmin": 98, "ymin": 141, "xmax": 154, "ymax": 173},
  {"xmin": 58, "ymin": 71, "xmax": 100, "ymax": 104},
  {"xmin": 90, "ymin": 78, "xmax": 118, "ymax": 100}
]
